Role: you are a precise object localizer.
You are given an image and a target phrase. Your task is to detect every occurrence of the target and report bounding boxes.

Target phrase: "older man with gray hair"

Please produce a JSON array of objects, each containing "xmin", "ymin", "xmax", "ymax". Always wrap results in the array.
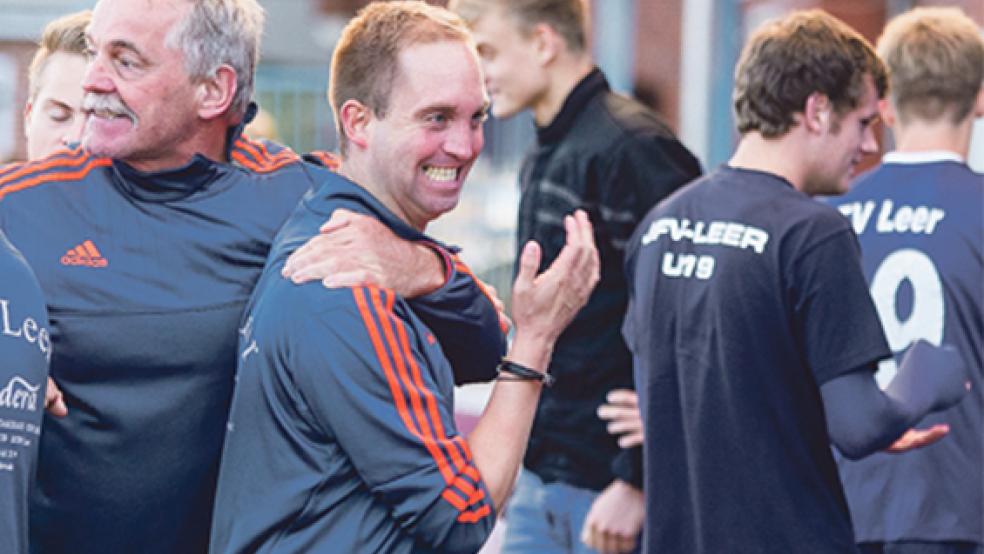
[{"xmin": 0, "ymin": 1, "xmax": 505, "ymax": 552}]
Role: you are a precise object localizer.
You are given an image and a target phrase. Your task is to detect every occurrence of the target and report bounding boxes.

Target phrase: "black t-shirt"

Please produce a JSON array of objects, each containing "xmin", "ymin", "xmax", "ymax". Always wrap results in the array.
[
  {"xmin": 624, "ymin": 166, "xmax": 891, "ymax": 553},
  {"xmin": 0, "ymin": 231, "xmax": 50, "ymax": 554}
]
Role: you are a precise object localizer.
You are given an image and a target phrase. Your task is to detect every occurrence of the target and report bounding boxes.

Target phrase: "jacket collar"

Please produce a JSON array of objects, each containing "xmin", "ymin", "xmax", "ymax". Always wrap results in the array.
[
  {"xmin": 111, "ymin": 154, "xmax": 225, "ymax": 203},
  {"xmin": 536, "ymin": 67, "xmax": 608, "ymax": 145},
  {"xmin": 108, "ymin": 102, "xmax": 259, "ymax": 202}
]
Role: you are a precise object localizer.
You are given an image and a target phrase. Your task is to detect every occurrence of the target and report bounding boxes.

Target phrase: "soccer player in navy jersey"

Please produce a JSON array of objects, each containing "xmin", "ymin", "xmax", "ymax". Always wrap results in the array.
[
  {"xmin": 0, "ymin": 15, "xmax": 91, "ymax": 553},
  {"xmin": 0, "ymin": 0, "xmax": 504, "ymax": 552},
  {"xmin": 0, "ymin": 233, "xmax": 51, "ymax": 554},
  {"xmin": 831, "ymin": 8, "xmax": 984, "ymax": 554},
  {"xmin": 210, "ymin": 3, "xmax": 599, "ymax": 552},
  {"xmin": 624, "ymin": 11, "xmax": 969, "ymax": 553}
]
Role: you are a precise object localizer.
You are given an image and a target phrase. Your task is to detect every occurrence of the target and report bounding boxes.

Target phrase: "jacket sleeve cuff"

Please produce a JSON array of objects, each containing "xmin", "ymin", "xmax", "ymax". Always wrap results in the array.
[{"xmin": 611, "ymin": 446, "xmax": 644, "ymax": 489}]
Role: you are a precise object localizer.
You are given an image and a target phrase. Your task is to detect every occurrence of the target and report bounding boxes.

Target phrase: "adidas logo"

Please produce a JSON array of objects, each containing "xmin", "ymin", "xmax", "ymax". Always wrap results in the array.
[{"xmin": 60, "ymin": 240, "xmax": 108, "ymax": 268}]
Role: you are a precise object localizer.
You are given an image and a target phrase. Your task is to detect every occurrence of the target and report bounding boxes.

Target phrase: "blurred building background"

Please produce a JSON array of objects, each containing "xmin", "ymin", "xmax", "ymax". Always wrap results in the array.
[{"xmin": 0, "ymin": 0, "xmax": 980, "ymax": 291}]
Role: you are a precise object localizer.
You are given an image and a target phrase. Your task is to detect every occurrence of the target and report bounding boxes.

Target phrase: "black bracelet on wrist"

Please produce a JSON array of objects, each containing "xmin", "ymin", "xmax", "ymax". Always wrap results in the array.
[{"xmin": 496, "ymin": 360, "xmax": 555, "ymax": 387}]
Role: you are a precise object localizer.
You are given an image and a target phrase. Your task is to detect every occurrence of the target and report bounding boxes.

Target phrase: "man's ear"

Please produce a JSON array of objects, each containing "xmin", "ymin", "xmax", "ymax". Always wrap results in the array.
[
  {"xmin": 974, "ymin": 87, "xmax": 984, "ymax": 118},
  {"xmin": 197, "ymin": 65, "xmax": 238, "ymax": 120},
  {"xmin": 338, "ymin": 99, "xmax": 371, "ymax": 150},
  {"xmin": 531, "ymin": 22, "xmax": 560, "ymax": 66},
  {"xmin": 803, "ymin": 91, "xmax": 831, "ymax": 134},
  {"xmin": 878, "ymin": 98, "xmax": 897, "ymax": 128}
]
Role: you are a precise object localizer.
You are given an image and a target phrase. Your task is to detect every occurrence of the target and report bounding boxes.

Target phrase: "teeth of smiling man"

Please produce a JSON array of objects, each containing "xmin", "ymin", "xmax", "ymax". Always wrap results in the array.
[{"xmin": 424, "ymin": 166, "xmax": 457, "ymax": 182}]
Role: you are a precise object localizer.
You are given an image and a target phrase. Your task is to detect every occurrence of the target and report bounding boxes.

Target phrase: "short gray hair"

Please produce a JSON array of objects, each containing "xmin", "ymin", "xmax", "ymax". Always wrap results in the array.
[{"xmin": 166, "ymin": 0, "xmax": 265, "ymax": 118}]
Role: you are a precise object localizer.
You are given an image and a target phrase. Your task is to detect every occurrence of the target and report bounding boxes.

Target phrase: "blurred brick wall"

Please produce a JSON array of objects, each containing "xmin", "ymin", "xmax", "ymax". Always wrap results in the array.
[{"xmin": 632, "ymin": 0, "xmax": 685, "ymax": 131}]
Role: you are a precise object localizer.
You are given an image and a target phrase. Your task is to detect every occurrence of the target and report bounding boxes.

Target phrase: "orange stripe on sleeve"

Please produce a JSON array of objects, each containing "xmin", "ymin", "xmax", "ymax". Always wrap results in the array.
[
  {"xmin": 354, "ymin": 287, "xmax": 460, "ymax": 486},
  {"xmin": 375, "ymin": 289, "xmax": 489, "ymax": 505},
  {"xmin": 356, "ymin": 286, "xmax": 490, "ymax": 516},
  {"xmin": 442, "ymin": 489, "xmax": 468, "ymax": 511},
  {"xmin": 352, "ymin": 286, "xmax": 428, "ymax": 450},
  {"xmin": 441, "ymin": 489, "xmax": 488, "ymax": 521},
  {"xmin": 462, "ymin": 464, "xmax": 481, "ymax": 483},
  {"xmin": 369, "ymin": 288, "xmax": 457, "ymax": 482},
  {"xmin": 387, "ymin": 291, "xmax": 471, "ymax": 471},
  {"xmin": 457, "ymin": 505, "xmax": 492, "ymax": 523},
  {"xmin": 451, "ymin": 475, "xmax": 478, "ymax": 497}
]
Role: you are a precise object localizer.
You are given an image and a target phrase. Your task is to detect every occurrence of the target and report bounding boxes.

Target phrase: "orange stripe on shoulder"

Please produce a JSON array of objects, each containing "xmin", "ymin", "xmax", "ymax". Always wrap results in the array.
[
  {"xmin": 309, "ymin": 151, "xmax": 340, "ymax": 171},
  {"xmin": 230, "ymin": 150, "xmax": 262, "ymax": 172},
  {"xmin": 0, "ymin": 146, "xmax": 86, "ymax": 180},
  {"xmin": 0, "ymin": 146, "xmax": 89, "ymax": 187},
  {"xmin": 233, "ymin": 136, "xmax": 300, "ymax": 173},
  {"xmin": 231, "ymin": 136, "xmax": 263, "ymax": 165},
  {"xmin": 0, "ymin": 156, "xmax": 110, "ymax": 202}
]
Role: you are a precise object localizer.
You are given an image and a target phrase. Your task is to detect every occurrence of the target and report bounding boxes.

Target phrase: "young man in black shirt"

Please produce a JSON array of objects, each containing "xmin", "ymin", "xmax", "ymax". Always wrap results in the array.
[{"xmin": 451, "ymin": 1, "xmax": 701, "ymax": 552}]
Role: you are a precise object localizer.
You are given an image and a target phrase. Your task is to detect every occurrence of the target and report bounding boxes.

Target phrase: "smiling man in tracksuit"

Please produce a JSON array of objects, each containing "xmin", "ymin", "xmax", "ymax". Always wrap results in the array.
[{"xmin": 209, "ymin": 3, "xmax": 600, "ymax": 553}]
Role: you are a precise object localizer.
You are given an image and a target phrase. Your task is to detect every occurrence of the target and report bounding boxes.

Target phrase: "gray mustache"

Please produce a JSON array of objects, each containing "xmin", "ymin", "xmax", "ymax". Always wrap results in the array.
[{"xmin": 82, "ymin": 93, "xmax": 138, "ymax": 123}]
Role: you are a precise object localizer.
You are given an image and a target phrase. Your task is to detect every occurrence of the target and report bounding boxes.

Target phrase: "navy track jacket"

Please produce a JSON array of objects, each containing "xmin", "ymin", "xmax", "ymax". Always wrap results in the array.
[{"xmin": 211, "ymin": 173, "xmax": 496, "ymax": 553}]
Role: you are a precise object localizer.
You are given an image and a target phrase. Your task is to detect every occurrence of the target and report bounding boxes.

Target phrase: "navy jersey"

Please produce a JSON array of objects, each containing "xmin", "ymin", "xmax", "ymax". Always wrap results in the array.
[
  {"xmin": 211, "ymin": 174, "xmax": 495, "ymax": 554},
  {"xmin": 831, "ymin": 154, "xmax": 983, "ymax": 544},
  {"xmin": 0, "ymin": 232, "xmax": 49, "ymax": 554},
  {"xmin": 624, "ymin": 166, "xmax": 891, "ymax": 554},
  {"xmin": 0, "ymin": 140, "xmax": 311, "ymax": 554}
]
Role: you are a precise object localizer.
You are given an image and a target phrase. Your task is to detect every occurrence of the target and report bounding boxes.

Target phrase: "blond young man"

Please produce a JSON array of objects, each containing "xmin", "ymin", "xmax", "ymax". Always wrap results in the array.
[
  {"xmin": 23, "ymin": 10, "xmax": 90, "ymax": 160},
  {"xmin": 831, "ymin": 8, "xmax": 984, "ymax": 554},
  {"xmin": 449, "ymin": 1, "xmax": 701, "ymax": 551}
]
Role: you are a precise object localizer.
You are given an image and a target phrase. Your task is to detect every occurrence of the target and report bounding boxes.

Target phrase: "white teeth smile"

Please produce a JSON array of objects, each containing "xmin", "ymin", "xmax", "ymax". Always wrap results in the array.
[{"xmin": 424, "ymin": 166, "xmax": 457, "ymax": 182}]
